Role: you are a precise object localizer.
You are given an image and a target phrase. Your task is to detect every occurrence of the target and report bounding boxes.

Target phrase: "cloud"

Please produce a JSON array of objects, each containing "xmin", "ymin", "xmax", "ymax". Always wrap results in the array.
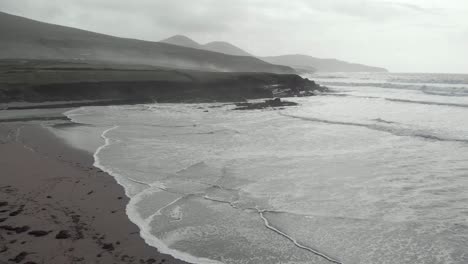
[
  {"xmin": 0, "ymin": 0, "xmax": 467, "ymax": 72},
  {"xmin": 299, "ymin": 0, "xmax": 434, "ymax": 22},
  {"xmin": 74, "ymin": 0, "xmax": 246, "ymax": 33}
]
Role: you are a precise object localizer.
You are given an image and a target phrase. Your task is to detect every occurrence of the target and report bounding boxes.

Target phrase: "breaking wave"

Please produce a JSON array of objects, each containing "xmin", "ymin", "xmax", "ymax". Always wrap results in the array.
[
  {"xmin": 280, "ymin": 113, "xmax": 468, "ymax": 143},
  {"xmin": 319, "ymin": 81, "xmax": 468, "ymax": 97}
]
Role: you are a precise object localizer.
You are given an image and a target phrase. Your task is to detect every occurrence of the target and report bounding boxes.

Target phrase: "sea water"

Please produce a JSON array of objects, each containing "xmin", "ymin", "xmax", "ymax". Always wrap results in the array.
[{"xmin": 56, "ymin": 72, "xmax": 468, "ymax": 264}]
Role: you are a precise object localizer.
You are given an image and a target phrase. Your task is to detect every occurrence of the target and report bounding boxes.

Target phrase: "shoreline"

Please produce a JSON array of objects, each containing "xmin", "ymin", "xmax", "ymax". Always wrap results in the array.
[{"xmin": 0, "ymin": 120, "xmax": 189, "ymax": 264}]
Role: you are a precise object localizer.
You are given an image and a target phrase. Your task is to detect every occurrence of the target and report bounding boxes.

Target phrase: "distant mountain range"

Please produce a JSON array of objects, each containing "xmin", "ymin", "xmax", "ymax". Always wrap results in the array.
[
  {"xmin": 261, "ymin": 55, "xmax": 388, "ymax": 73},
  {"xmin": 0, "ymin": 12, "xmax": 293, "ymax": 74},
  {"xmin": 162, "ymin": 35, "xmax": 388, "ymax": 73},
  {"xmin": 161, "ymin": 35, "xmax": 252, "ymax": 57}
]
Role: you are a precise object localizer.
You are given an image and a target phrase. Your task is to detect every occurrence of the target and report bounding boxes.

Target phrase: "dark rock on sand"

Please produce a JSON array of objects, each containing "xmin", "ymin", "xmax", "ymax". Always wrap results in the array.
[
  {"xmin": 9, "ymin": 205, "xmax": 24, "ymax": 216},
  {"xmin": 70, "ymin": 214, "xmax": 85, "ymax": 239},
  {"xmin": 55, "ymin": 230, "xmax": 71, "ymax": 239},
  {"xmin": 0, "ymin": 201, "xmax": 8, "ymax": 207},
  {"xmin": 102, "ymin": 243, "xmax": 115, "ymax": 251},
  {"xmin": 0, "ymin": 246, "xmax": 7, "ymax": 253},
  {"xmin": 0, "ymin": 217, "xmax": 7, "ymax": 223},
  {"xmin": 9, "ymin": 252, "xmax": 28, "ymax": 263},
  {"xmin": 0, "ymin": 225, "xmax": 30, "ymax": 233},
  {"xmin": 28, "ymin": 230, "xmax": 51, "ymax": 237},
  {"xmin": 234, "ymin": 98, "xmax": 298, "ymax": 110}
]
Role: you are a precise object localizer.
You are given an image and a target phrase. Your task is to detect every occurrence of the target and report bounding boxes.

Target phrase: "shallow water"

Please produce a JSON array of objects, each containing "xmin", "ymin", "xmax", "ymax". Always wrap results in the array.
[{"xmin": 57, "ymin": 73, "xmax": 468, "ymax": 264}]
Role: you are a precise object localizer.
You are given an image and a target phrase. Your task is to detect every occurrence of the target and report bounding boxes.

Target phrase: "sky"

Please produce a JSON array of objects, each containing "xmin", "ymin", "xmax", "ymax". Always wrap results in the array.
[{"xmin": 1, "ymin": 0, "xmax": 467, "ymax": 73}]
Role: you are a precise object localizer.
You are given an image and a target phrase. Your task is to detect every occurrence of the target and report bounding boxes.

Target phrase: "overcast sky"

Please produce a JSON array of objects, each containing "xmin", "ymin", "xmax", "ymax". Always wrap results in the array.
[{"xmin": 1, "ymin": 0, "xmax": 467, "ymax": 73}]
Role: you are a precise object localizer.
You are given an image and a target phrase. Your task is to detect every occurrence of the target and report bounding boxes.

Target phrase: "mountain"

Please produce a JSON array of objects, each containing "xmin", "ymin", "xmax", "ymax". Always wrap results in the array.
[
  {"xmin": 161, "ymin": 35, "xmax": 201, "ymax": 49},
  {"xmin": 0, "ymin": 12, "xmax": 293, "ymax": 74},
  {"xmin": 160, "ymin": 35, "xmax": 251, "ymax": 56},
  {"xmin": 203, "ymin": 42, "xmax": 251, "ymax": 56},
  {"xmin": 160, "ymin": 35, "xmax": 387, "ymax": 72},
  {"xmin": 262, "ymin": 55, "xmax": 388, "ymax": 73}
]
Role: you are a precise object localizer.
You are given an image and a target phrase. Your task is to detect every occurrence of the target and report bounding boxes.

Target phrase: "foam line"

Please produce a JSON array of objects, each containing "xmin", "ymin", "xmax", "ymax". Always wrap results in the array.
[
  {"xmin": 93, "ymin": 125, "xmax": 120, "ymax": 173},
  {"xmin": 385, "ymin": 98, "xmax": 468, "ymax": 108},
  {"xmin": 200, "ymin": 196, "xmax": 343, "ymax": 263},
  {"xmin": 422, "ymin": 90, "xmax": 468, "ymax": 97},
  {"xmin": 150, "ymin": 196, "xmax": 186, "ymax": 218},
  {"xmin": 203, "ymin": 195, "xmax": 239, "ymax": 209},
  {"xmin": 126, "ymin": 196, "xmax": 223, "ymax": 264},
  {"xmin": 259, "ymin": 211, "xmax": 343, "ymax": 264},
  {"xmin": 318, "ymin": 80, "xmax": 468, "ymax": 92},
  {"xmin": 324, "ymin": 93, "xmax": 468, "ymax": 108},
  {"xmin": 280, "ymin": 113, "xmax": 468, "ymax": 143}
]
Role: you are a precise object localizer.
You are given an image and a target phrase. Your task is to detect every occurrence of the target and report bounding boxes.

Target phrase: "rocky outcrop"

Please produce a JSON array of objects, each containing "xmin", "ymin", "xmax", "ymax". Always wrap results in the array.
[{"xmin": 233, "ymin": 98, "xmax": 298, "ymax": 110}]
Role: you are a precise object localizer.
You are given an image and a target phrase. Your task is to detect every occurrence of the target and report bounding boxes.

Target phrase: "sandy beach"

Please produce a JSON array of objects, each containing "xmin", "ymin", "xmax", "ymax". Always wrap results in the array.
[{"xmin": 0, "ymin": 120, "xmax": 188, "ymax": 264}]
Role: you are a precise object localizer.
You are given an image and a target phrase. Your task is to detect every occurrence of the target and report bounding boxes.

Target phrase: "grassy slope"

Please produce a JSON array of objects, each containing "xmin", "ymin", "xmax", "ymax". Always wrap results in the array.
[{"xmin": 0, "ymin": 12, "xmax": 293, "ymax": 74}]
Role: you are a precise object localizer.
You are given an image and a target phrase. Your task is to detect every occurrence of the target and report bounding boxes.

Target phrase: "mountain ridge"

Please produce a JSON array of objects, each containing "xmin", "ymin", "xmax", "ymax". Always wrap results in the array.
[
  {"xmin": 261, "ymin": 54, "xmax": 388, "ymax": 73},
  {"xmin": 161, "ymin": 35, "xmax": 388, "ymax": 72},
  {"xmin": 0, "ymin": 12, "xmax": 293, "ymax": 74},
  {"xmin": 160, "ymin": 35, "xmax": 252, "ymax": 56}
]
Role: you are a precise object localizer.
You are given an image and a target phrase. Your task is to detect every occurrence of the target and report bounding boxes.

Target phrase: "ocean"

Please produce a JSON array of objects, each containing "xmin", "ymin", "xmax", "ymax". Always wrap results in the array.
[{"xmin": 54, "ymin": 72, "xmax": 468, "ymax": 264}]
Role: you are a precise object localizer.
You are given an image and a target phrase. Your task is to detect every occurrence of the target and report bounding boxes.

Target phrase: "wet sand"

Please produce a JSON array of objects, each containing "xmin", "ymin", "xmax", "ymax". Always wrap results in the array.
[{"xmin": 0, "ymin": 122, "xmax": 188, "ymax": 264}]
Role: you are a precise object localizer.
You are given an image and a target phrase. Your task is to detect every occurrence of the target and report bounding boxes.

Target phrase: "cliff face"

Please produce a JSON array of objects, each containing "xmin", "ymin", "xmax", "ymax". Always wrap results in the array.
[{"xmin": 0, "ymin": 60, "xmax": 326, "ymax": 104}]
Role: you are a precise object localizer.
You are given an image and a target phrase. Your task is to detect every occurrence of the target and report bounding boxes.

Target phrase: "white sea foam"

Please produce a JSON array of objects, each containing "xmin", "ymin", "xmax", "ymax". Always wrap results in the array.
[
  {"xmin": 56, "ymin": 73, "xmax": 468, "ymax": 264},
  {"xmin": 90, "ymin": 124, "xmax": 225, "ymax": 264},
  {"xmin": 258, "ymin": 211, "xmax": 342, "ymax": 264}
]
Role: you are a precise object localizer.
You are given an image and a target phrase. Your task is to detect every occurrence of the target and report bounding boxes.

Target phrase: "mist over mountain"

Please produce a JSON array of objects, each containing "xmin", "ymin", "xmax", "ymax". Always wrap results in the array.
[
  {"xmin": 0, "ymin": 12, "xmax": 293, "ymax": 74},
  {"xmin": 161, "ymin": 35, "xmax": 252, "ymax": 56},
  {"xmin": 204, "ymin": 42, "xmax": 252, "ymax": 57},
  {"xmin": 162, "ymin": 35, "xmax": 387, "ymax": 73}
]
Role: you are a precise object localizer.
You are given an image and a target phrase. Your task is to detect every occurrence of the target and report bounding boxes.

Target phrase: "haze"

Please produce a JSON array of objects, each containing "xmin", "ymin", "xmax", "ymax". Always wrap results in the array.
[{"xmin": 1, "ymin": 0, "xmax": 467, "ymax": 73}]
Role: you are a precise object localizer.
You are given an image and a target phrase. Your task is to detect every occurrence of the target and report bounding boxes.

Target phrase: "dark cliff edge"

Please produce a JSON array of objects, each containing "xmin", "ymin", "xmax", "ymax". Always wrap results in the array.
[{"xmin": 0, "ymin": 60, "xmax": 326, "ymax": 106}]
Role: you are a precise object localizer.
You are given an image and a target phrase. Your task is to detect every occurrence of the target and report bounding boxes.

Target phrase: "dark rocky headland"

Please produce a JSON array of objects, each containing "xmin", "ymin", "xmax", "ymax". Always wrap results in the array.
[{"xmin": 0, "ymin": 60, "xmax": 326, "ymax": 106}]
